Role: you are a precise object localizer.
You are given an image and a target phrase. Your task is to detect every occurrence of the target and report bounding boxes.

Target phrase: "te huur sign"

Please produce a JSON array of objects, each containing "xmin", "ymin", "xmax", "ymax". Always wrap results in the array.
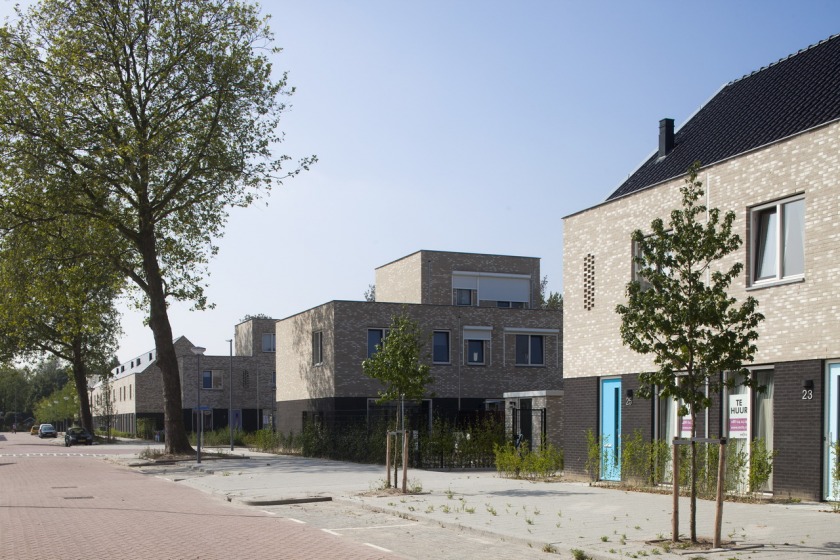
[{"xmin": 728, "ymin": 395, "xmax": 749, "ymax": 439}]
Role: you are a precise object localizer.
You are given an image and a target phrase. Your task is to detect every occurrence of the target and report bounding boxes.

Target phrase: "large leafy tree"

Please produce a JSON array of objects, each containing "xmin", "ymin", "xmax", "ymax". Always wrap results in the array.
[
  {"xmin": 615, "ymin": 163, "xmax": 764, "ymax": 542},
  {"xmin": 0, "ymin": 211, "xmax": 121, "ymax": 434},
  {"xmin": 0, "ymin": 0, "xmax": 313, "ymax": 453}
]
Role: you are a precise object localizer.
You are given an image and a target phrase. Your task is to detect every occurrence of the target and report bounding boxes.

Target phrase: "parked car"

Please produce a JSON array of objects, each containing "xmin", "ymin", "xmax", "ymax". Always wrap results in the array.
[
  {"xmin": 30, "ymin": 425, "xmax": 40, "ymax": 435},
  {"xmin": 64, "ymin": 427, "xmax": 93, "ymax": 447},
  {"xmin": 38, "ymin": 424, "xmax": 57, "ymax": 438}
]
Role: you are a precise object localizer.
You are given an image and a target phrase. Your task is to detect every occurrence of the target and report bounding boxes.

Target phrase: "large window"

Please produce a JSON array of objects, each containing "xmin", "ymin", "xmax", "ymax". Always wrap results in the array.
[
  {"xmin": 433, "ymin": 331, "xmax": 450, "ymax": 363},
  {"xmin": 467, "ymin": 339, "xmax": 485, "ymax": 365},
  {"xmin": 262, "ymin": 333, "xmax": 276, "ymax": 353},
  {"xmin": 312, "ymin": 331, "xmax": 323, "ymax": 365},
  {"xmin": 202, "ymin": 370, "xmax": 223, "ymax": 389},
  {"xmin": 367, "ymin": 328, "xmax": 388, "ymax": 358},
  {"xmin": 515, "ymin": 334, "xmax": 544, "ymax": 366},
  {"xmin": 752, "ymin": 196, "xmax": 804, "ymax": 284}
]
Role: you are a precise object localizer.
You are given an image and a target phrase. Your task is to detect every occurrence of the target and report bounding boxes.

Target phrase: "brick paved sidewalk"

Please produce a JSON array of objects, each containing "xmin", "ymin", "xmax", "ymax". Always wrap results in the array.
[{"xmin": 0, "ymin": 455, "xmax": 395, "ymax": 560}]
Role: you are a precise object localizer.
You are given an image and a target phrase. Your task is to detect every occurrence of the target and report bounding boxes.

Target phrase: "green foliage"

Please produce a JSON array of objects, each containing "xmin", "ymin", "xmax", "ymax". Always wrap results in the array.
[
  {"xmin": 829, "ymin": 439, "xmax": 840, "ymax": 511},
  {"xmin": 493, "ymin": 441, "xmax": 523, "ymax": 478},
  {"xmin": 0, "ymin": 0, "xmax": 314, "ymax": 453},
  {"xmin": 616, "ymin": 162, "xmax": 764, "ymax": 417},
  {"xmin": 585, "ymin": 429, "xmax": 602, "ymax": 482},
  {"xmin": 748, "ymin": 438, "xmax": 777, "ymax": 493},
  {"xmin": 362, "ymin": 312, "xmax": 433, "ymax": 407},
  {"xmin": 620, "ymin": 429, "xmax": 670, "ymax": 486},
  {"xmin": 32, "ymin": 382, "xmax": 79, "ymax": 425},
  {"xmin": 494, "ymin": 441, "xmax": 564, "ymax": 479},
  {"xmin": 136, "ymin": 418, "xmax": 157, "ymax": 441},
  {"xmin": 538, "ymin": 275, "xmax": 563, "ymax": 310},
  {"xmin": 615, "ymin": 162, "xmax": 765, "ymax": 538},
  {"xmin": 571, "ymin": 549, "xmax": 592, "ymax": 560},
  {"xmin": 293, "ymin": 420, "xmax": 390, "ymax": 464},
  {"xmin": 418, "ymin": 414, "xmax": 504, "ymax": 469}
]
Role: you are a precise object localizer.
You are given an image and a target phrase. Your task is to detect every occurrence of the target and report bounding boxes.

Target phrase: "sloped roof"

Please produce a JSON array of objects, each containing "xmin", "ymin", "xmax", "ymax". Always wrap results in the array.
[{"xmin": 607, "ymin": 34, "xmax": 840, "ymax": 201}]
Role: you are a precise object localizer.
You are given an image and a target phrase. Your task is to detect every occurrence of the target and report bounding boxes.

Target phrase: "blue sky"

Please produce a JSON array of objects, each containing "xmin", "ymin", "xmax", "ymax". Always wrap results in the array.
[{"xmin": 4, "ymin": 1, "xmax": 840, "ymax": 360}]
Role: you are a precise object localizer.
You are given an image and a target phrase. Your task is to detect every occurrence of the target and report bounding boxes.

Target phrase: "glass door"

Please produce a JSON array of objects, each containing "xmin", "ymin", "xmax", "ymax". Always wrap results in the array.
[
  {"xmin": 826, "ymin": 363, "xmax": 840, "ymax": 501},
  {"xmin": 600, "ymin": 378, "xmax": 622, "ymax": 481}
]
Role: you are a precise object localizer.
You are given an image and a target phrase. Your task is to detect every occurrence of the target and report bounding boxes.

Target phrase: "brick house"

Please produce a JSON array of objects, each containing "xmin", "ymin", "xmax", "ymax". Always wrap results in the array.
[
  {"xmin": 91, "ymin": 317, "xmax": 277, "ymax": 435},
  {"xmin": 275, "ymin": 250, "xmax": 563, "ymax": 445},
  {"xmin": 562, "ymin": 35, "xmax": 840, "ymax": 500}
]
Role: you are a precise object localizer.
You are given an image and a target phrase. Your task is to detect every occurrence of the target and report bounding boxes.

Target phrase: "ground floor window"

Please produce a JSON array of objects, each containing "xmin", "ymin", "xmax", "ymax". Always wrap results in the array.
[{"xmin": 725, "ymin": 369, "xmax": 775, "ymax": 493}]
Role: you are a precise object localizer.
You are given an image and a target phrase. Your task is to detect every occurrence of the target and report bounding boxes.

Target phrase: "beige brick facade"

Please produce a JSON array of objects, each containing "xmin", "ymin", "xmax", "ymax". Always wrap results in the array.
[
  {"xmin": 563, "ymin": 121, "xmax": 840, "ymax": 379},
  {"xmin": 376, "ymin": 250, "xmax": 541, "ymax": 308}
]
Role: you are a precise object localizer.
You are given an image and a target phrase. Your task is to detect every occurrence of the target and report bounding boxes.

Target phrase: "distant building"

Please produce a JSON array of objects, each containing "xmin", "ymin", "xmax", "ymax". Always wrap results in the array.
[
  {"xmin": 91, "ymin": 317, "xmax": 277, "ymax": 435},
  {"xmin": 275, "ymin": 250, "xmax": 563, "ymax": 447}
]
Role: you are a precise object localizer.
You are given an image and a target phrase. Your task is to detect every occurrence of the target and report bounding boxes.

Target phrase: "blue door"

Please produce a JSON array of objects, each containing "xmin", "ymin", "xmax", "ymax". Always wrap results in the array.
[
  {"xmin": 827, "ymin": 363, "xmax": 840, "ymax": 500},
  {"xmin": 600, "ymin": 378, "xmax": 622, "ymax": 481}
]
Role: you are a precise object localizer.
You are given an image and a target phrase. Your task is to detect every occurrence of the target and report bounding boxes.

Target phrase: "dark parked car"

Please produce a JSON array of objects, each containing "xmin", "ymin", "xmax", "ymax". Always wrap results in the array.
[
  {"xmin": 38, "ymin": 424, "xmax": 57, "ymax": 438},
  {"xmin": 64, "ymin": 427, "xmax": 93, "ymax": 446}
]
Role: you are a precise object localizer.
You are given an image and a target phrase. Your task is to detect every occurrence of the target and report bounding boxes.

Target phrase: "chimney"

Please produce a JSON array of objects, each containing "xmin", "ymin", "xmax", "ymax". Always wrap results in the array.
[{"xmin": 659, "ymin": 118, "xmax": 674, "ymax": 158}]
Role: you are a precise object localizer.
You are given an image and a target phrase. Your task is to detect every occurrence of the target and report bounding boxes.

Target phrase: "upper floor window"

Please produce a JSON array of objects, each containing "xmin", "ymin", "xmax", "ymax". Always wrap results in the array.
[
  {"xmin": 496, "ymin": 301, "xmax": 526, "ymax": 309},
  {"xmin": 262, "ymin": 333, "xmax": 276, "ymax": 353},
  {"xmin": 312, "ymin": 331, "xmax": 323, "ymax": 365},
  {"xmin": 454, "ymin": 288, "xmax": 474, "ymax": 306},
  {"xmin": 515, "ymin": 334, "xmax": 544, "ymax": 366},
  {"xmin": 467, "ymin": 339, "xmax": 485, "ymax": 365},
  {"xmin": 367, "ymin": 328, "xmax": 388, "ymax": 358},
  {"xmin": 751, "ymin": 196, "xmax": 804, "ymax": 285},
  {"xmin": 433, "ymin": 331, "xmax": 450, "ymax": 364},
  {"xmin": 202, "ymin": 370, "xmax": 223, "ymax": 389}
]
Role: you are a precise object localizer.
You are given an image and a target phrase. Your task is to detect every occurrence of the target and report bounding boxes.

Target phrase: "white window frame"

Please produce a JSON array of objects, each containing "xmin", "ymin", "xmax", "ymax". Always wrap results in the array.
[{"xmin": 750, "ymin": 195, "xmax": 805, "ymax": 286}]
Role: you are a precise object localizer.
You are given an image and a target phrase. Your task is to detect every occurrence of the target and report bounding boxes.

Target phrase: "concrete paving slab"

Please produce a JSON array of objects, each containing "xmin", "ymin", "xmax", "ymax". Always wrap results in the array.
[{"xmin": 136, "ymin": 452, "xmax": 840, "ymax": 560}]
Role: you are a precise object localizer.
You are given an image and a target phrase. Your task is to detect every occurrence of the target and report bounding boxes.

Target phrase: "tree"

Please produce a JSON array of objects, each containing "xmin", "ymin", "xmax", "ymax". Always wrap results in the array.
[
  {"xmin": 0, "ymin": 211, "xmax": 122, "ymax": 435},
  {"xmin": 0, "ymin": 365, "xmax": 29, "ymax": 427},
  {"xmin": 362, "ymin": 311, "xmax": 433, "ymax": 492},
  {"xmin": 0, "ymin": 0, "xmax": 313, "ymax": 453},
  {"xmin": 92, "ymin": 374, "xmax": 117, "ymax": 442},
  {"xmin": 615, "ymin": 163, "xmax": 764, "ymax": 542},
  {"xmin": 364, "ymin": 284, "xmax": 376, "ymax": 302},
  {"xmin": 362, "ymin": 312, "xmax": 433, "ymax": 408},
  {"xmin": 33, "ymin": 381, "xmax": 80, "ymax": 431},
  {"xmin": 537, "ymin": 276, "xmax": 563, "ymax": 311}
]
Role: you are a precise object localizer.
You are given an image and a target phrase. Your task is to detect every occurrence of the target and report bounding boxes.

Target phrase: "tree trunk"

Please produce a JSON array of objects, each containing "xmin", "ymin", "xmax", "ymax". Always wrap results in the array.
[
  {"xmin": 139, "ymin": 224, "xmax": 193, "ymax": 455},
  {"xmin": 70, "ymin": 341, "xmax": 93, "ymax": 434}
]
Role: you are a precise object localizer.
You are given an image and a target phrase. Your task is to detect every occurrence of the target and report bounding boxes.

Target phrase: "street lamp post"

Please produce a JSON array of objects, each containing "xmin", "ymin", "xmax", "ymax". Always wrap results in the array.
[
  {"xmin": 227, "ymin": 339, "xmax": 233, "ymax": 452},
  {"xmin": 191, "ymin": 346, "xmax": 206, "ymax": 464}
]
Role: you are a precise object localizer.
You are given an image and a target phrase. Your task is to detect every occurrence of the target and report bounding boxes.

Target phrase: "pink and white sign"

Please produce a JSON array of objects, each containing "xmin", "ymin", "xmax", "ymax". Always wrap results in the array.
[{"xmin": 728, "ymin": 395, "xmax": 749, "ymax": 439}]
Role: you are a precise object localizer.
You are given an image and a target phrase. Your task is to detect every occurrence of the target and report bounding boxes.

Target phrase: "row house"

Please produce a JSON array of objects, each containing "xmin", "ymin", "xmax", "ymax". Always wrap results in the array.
[
  {"xmin": 275, "ymin": 250, "xmax": 563, "ymax": 444},
  {"xmin": 91, "ymin": 317, "xmax": 277, "ymax": 435},
  {"xmin": 562, "ymin": 34, "xmax": 840, "ymax": 500}
]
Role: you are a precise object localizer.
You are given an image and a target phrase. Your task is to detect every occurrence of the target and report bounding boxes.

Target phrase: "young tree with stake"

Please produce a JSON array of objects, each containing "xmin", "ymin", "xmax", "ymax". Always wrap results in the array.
[{"xmin": 615, "ymin": 163, "xmax": 764, "ymax": 542}]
